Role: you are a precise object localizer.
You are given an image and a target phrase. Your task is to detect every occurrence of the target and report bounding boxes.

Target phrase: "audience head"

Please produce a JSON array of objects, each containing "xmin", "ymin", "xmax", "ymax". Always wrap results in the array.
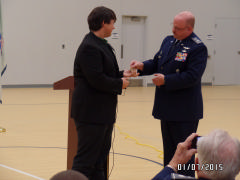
[
  {"xmin": 50, "ymin": 170, "xmax": 88, "ymax": 180},
  {"xmin": 197, "ymin": 129, "xmax": 240, "ymax": 180}
]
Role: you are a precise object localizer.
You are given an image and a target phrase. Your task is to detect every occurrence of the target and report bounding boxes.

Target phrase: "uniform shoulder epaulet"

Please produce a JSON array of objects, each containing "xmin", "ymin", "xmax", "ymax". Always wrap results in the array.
[{"xmin": 191, "ymin": 37, "xmax": 202, "ymax": 44}]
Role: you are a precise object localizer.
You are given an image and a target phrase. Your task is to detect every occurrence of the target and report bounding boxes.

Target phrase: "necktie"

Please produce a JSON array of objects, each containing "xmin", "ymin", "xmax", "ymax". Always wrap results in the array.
[{"xmin": 175, "ymin": 40, "xmax": 180, "ymax": 45}]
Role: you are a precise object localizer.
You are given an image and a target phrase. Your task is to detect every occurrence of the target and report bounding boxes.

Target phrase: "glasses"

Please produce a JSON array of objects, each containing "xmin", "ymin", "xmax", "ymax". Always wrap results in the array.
[{"xmin": 170, "ymin": 23, "xmax": 187, "ymax": 31}]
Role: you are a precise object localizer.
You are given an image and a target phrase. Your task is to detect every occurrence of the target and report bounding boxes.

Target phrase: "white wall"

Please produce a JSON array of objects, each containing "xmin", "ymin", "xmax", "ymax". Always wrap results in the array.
[
  {"xmin": 120, "ymin": 0, "xmax": 240, "ymax": 84},
  {"xmin": 1, "ymin": 0, "xmax": 121, "ymax": 85},
  {"xmin": 1, "ymin": 0, "xmax": 240, "ymax": 85}
]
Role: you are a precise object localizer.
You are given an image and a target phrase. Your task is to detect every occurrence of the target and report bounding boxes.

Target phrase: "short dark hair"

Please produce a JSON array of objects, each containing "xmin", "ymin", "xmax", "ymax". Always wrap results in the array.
[{"xmin": 87, "ymin": 6, "xmax": 116, "ymax": 31}]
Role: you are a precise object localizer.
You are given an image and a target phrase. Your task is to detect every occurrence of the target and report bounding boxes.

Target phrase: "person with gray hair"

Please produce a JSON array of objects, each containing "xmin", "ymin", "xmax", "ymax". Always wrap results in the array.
[
  {"xmin": 196, "ymin": 129, "xmax": 240, "ymax": 180},
  {"xmin": 152, "ymin": 129, "xmax": 240, "ymax": 180}
]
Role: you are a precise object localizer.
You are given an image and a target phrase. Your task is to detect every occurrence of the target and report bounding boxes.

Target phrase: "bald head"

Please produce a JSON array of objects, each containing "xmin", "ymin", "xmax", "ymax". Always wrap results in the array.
[
  {"xmin": 175, "ymin": 11, "xmax": 195, "ymax": 28},
  {"xmin": 172, "ymin": 11, "xmax": 195, "ymax": 40}
]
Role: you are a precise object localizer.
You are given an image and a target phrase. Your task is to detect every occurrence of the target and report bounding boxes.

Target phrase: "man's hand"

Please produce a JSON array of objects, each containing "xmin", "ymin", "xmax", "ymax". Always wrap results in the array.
[
  {"xmin": 121, "ymin": 77, "xmax": 130, "ymax": 89},
  {"xmin": 152, "ymin": 74, "xmax": 165, "ymax": 86},
  {"xmin": 130, "ymin": 60, "xmax": 144, "ymax": 71},
  {"xmin": 169, "ymin": 133, "xmax": 198, "ymax": 170},
  {"xmin": 123, "ymin": 69, "xmax": 139, "ymax": 77}
]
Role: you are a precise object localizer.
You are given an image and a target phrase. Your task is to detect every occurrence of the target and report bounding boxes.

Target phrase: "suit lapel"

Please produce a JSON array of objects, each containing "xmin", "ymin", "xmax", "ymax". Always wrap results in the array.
[
  {"xmin": 168, "ymin": 43, "xmax": 181, "ymax": 59},
  {"xmin": 164, "ymin": 39, "xmax": 185, "ymax": 65},
  {"xmin": 98, "ymin": 38, "xmax": 120, "ymax": 75},
  {"xmin": 103, "ymin": 43, "xmax": 119, "ymax": 71},
  {"xmin": 160, "ymin": 39, "xmax": 176, "ymax": 65},
  {"xmin": 89, "ymin": 32, "xmax": 120, "ymax": 74}
]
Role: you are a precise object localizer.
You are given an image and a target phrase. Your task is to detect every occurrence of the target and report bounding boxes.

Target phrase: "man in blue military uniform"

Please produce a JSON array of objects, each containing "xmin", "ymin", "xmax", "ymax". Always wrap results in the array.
[{"xmin": 131, "ymin": 11, "xmax": 208, "ymax": 177}]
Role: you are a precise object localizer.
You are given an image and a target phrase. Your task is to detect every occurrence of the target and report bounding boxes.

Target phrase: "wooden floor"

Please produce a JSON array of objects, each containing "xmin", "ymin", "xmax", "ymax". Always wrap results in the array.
[{"xmin": 0, "ymin": 86, "xmax": 240, "ymax": 180}]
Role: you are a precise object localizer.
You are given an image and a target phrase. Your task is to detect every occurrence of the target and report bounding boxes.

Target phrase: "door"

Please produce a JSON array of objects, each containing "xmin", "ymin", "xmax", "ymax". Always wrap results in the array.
[
  {"xmin": 121, "ymin": 16, "xmax": 147, "ymax": 85},
  {"xmin": 213, "ymin": 18, "xmax": 240, "ymax": 85}
]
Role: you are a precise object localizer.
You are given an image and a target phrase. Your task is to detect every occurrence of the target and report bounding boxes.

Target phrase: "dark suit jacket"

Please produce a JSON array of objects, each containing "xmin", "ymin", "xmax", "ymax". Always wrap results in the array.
[
  {"xmin": 71, "ymin": 32, "xmax": 123, "ymax": 125},
  {"xmin": 141, "ymin": 32, "xmax": 208, "ymax": 122}
]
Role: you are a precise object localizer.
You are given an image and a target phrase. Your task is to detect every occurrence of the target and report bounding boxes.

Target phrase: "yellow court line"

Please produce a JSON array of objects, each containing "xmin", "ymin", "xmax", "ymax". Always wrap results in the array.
[
  {"xmin": 0, "ymin": 126, "xmax": 6, "ymax": 133},
  {"xmin": 115, "ymin": 124, "xmax": 164, "ymax": 159}
]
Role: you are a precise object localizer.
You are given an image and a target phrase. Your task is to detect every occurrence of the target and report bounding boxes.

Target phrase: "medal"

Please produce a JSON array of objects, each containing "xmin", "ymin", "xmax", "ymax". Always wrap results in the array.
[{"xmin": 175, "ymin": 52, "xmax": 188, "ymax": 62}]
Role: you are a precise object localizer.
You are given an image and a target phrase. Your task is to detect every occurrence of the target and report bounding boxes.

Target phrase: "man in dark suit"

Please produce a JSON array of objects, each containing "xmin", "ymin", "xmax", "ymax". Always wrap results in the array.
[
  {"xmin": 71, "ymin": 6, "xmax": 135, "ymax": 180},
  {"xmin": 131, "ymin": 11, "xmax": 208, "ymax": 177},
  {"xmin": 152, "ymin": 130, "xmax": 240, "ymax": 180}
]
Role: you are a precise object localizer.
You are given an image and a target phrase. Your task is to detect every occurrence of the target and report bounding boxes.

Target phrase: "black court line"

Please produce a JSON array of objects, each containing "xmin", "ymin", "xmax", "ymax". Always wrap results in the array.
[
  {"xmin": 0, "ymin": 146, "xmax": 163, "ymax": 166},
  {"xmin": 110, "ymin": 152, "xmax": 163, "ymax": 166}
]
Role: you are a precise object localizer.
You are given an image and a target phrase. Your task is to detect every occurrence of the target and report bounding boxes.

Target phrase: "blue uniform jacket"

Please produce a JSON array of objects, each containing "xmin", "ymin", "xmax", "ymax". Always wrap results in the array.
[
  {"xmin": 152, "ymin": 166, "xmax": 210, "ymax": 180},
  {"xmin": 142, "ymin": 32, "xmax": 208, "ymax": 122}
]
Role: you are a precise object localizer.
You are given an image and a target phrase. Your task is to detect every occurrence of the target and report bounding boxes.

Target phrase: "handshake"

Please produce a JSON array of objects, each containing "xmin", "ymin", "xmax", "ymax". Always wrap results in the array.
[
  {"xmin": 121, "ymin": 60, "xmax": 142, "ymax": 89},
  {"xmin": 121, "ymin": 60, "xmax": 165, "ymax": 89}
]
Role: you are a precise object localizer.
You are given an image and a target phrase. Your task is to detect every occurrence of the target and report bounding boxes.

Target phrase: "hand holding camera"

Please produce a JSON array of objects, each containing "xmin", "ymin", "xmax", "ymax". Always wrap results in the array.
[{"xmin": 168, "ymin": 133, "xmax": 198, "ymax": 171}]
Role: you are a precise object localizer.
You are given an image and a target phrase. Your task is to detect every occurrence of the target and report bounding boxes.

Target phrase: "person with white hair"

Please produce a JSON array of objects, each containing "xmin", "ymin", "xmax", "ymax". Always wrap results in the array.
[
  {"xmin": 196, "ymin": 129, "xmax": 240, "ymax": 180},
  {"xmin": 152, "ymin": 129, "xmax": 240, "ymax": 180}
]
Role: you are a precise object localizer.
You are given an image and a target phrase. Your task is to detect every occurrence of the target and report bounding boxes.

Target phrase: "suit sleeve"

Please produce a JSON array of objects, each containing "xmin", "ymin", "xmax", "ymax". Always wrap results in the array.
[
  {"xmin": 151, "ymin": 167, "xmax": 174, "ymax": 180},
  {"xmin": 79, "ymin": 45, "xmax": 123, "ymax": 95},
  {"xmin": 118, "ymin": 70, "xmax": 124, "ymax": 78},
  {"xmin": 164, "ymin": 45, "xmax": 208, "ymax": 91},
  {"xmin": 140, "ymin": 52, "xmax": 159, "ymax": 75}
]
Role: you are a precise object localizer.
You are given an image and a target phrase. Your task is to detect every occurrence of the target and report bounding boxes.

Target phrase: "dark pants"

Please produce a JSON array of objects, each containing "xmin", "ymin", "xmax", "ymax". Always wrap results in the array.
[
  {"xmin": 161, "ymin": 120, "xmax": 199, "ymax": 177},
  {"xmin": 72, "ymin": 122, "xmax": 113, "ymax": 180}
]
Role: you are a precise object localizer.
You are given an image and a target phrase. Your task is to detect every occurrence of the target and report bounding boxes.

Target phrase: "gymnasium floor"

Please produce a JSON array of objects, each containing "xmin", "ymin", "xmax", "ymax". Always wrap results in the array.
[{"xmin": 0, "ymin": 86, "xmax": 240, "ymax": 180}]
